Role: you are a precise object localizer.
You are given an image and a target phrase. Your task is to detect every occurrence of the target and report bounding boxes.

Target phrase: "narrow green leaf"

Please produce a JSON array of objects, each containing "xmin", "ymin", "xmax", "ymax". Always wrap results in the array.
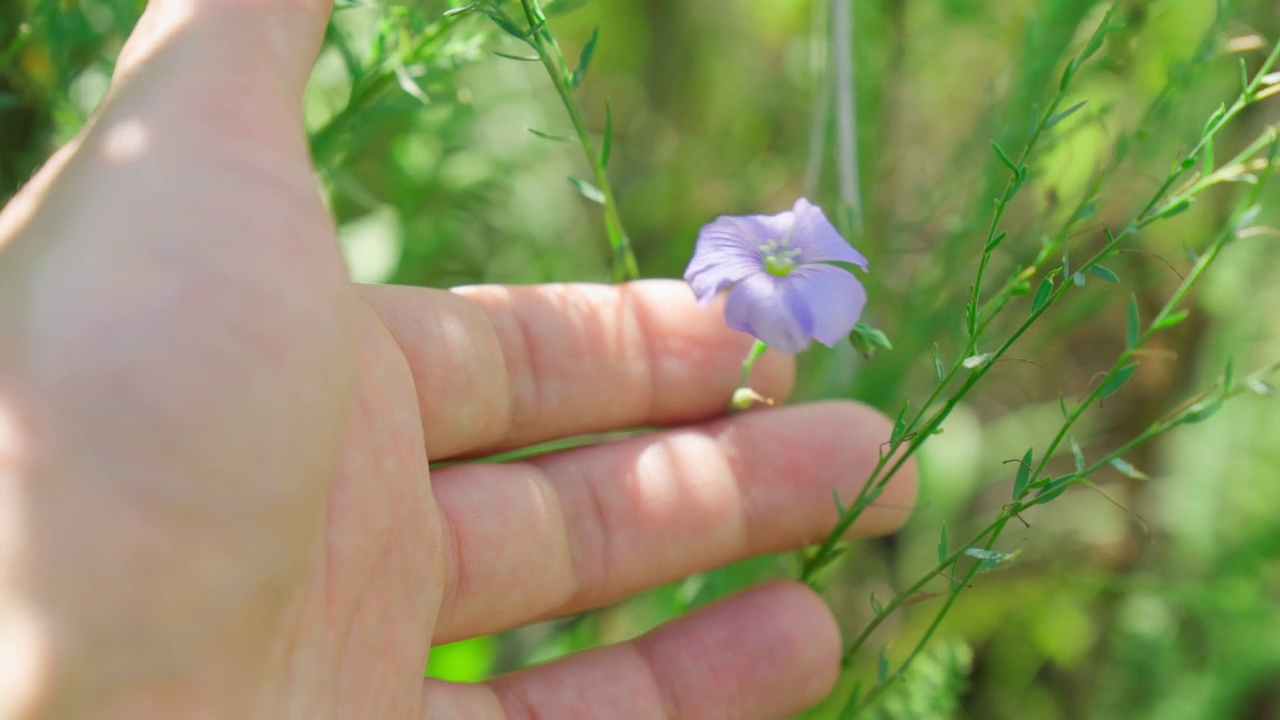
[
  {"xmin": 991, "ymin": 140, "xmax": 1019, "ymax": 175},
  {"xmin": 985, "ymin": 231, "xmax": 1008, "ymax": 253},
  {"xmin": 600, "ymin": 98, "xmax": 614, "ymax": 169},
  {"xmin": 1059, "ymin": 393, "xmax": 1070, "ymax": 419},
  {"xmin": 570, "ymin": 27, "xmax": 600, "ymax": 88},
  {"xmin": 1203, "ymin": 138, "xmax": 1214, "ymax": 177},
  {"xmin": 938, "ymin": 523, "xmax": 949, "ymax": 565},
  {"xmin": 1060, "ymin": 59, "xmax": 1076, "ymax": 91},
  {"xmin": 1203, "ymin": 103, "xmax": 1226, "ymax": 135},
  {"xmin": 492, "ymin": 50, "xmax": 541, "ymax": 61},
  {"xmin": 1080, "ymin": 17, "xmax": 1110, "ymax": 61},
  {"xmin": 568, "ymin": 176, "xmax": 605, "ymax": 204},
  {"xmin": 443, "ymin": 3, "xmax": 480, "ymax": 17},
  {"xmin": 1127, "ymin": 295, "xmax": 1140, "ymax": 349},
  {"xmin": 1098, "ymin": 362, "xmax": 1139, "ymax": 399},
  {"xmin": 877, "ymin": 649, "xmax": 890, "ymax": 684},
  {"xmin": 1033, "ymin": 475, "xmax": 1075, "ymax": 504},
  {"xmin": 1012, "ymin": 447, "xmax": 1034, "ymax": 500},
  {"xmin": 870, "ymin": 593, "xmax": 883, "ymax": 615},
  {"xmin": 1089, "ymin": 265, "xmax": 1120, "ymax": 283},
  {"xmin": 1110, "ymin": 457, "xmax": 1149, "ymax": 480},
  {"xmin": 526, "ymin": 127, "xmax": 574, "ymax": 142},
  {"xmin": 1032, "ymin": 276, "xmax": 1054, "ymax": 314},
  {"xmin": 933, "ymin": 344, "xmax": 945, "ymax": 381},
  {"xmin": 833, "ymin": 488, "xmax": 846, "ymax": 516},
  {"xmin": 1156, "ymin": 198, "xmax": 1193, "ymax": 219},
  {"xmin": 1246, "ymin": 378, "xmax": 1275, "ymax": 396},
  {"xmin": 1069, "ymin": 436, "xmax": 1085, "ymax": 472},
  {"xmin": 1153, "ymin": 309, "xmax": 1189, "ymax": 331},
  {"xmin": 1183, "ymin": 400, "xmax": 1221, "ymax": 424},
  {"xmin": 1241, "ymin": 57, "xmax": 1250, "ymax": 95},
  {"xmin": 891, "ymin": 401, "xmax": 911, "ymax": 443},
  {"xmin": 543, "ymin": 0, "xmax": 589, "ymax": 15},
  {"xmin": 1044, "ymin": 100, "xmax": 1087, "ymax": 129},
  {"xmin": 483, "ymin": 11, "xmax": 529, "ymax": 40},
  {"xmin": 1078, "ymin": 201, "xmax": 1098, "ymax": 221},
  {"xmin": 965, "ymin": 547, "xmax": 1021, "ymax": 573}
]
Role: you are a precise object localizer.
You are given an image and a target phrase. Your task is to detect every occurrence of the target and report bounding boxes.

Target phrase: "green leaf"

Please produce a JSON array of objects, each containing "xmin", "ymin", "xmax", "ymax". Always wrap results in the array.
[
  {"xmin": 1012, "ymin": 447, "xmax": 1034, "ymax": 500},
  {"xmin": 891, "ymin": 401, "xmax": 911, "ymax": 443},
  {"xmin": 570, "ymin": 27, "xmax": 600, "ymax": 88},
  {"xmin": 1032, "ymin": 276, "xmax": 1054, "ymax": 314},
  {"xmin": 938, "ymin": 524, "xmax": 949, "ymax": 565},
  {"xmin": 1034, "ymin": 474, "xmax": 1075, "ymax": 504},
  {"xmin": 985, "ymin": 231, "xmax": 1008, "ymax": 253},
  {"xmin": 933, "ymin": 344, "xmax": 945, "ymax": 381},
  {"xmin": 1089, "ymin": 265, "xmax": 1120, "ymax": 283},
  {"xmin": 568, "ymin": 176, "xmax": 605, "ymax": 204},
  {"xmin": 965, "ymin": 547, "xmax": 1021, "ymax": 572},
  {"xmin": 600, "ymin": 98, "xmax": 614, "ymax": 169},
  {"xmin": 1070, "ymin": 437, "xmax": 1086, "ymax": 472},
  {"xmin": 1203, "ymin": 102, "xmax": 1226, "ymax": 136},
  {"xmin": 543, "ymin": 0, "xmax": 590, "ymax": 15},
  {"xmin": 1060, "ymin": 59, "xmax": 1076, "ymax": 90},
  {"xmin": 833, "ymin": 488, "xmax": 846, "ymax": 516},
  {"xmin": 527, "ymin": 127, "xmax": 574, "ymax": 142},
  {"xmin": 1109, "ymin": 457, "xmax": 1149, "ymax": 480},
  {"xmin": 443, "ymin": 3, "xmax": 480, "ymax": 17},
  {"xmin": 870, "ymin": 593, "xmax": 883, "ymax": 615},
  {"xmin": 492, "ymin": 50, "xmax": 541, "ymax": 61},
  {"xmin": 991, "ymin": 140, "xmax": 1019, "ymax": 175},
  {"xmin": 1127, "ymin": 294, "xmax": 1140, "ymax": 349},
  {"xmin": 482, "ymin": 10, "xmax": 530, "ymax": 40},
  {"xmin": 1044, "ymin": 100, "xmax": 1087, "ymax": 129},
  {"xmin": 1183, "ymin": 400, "xmax": 1221, "ymax": 424},
  {"xmin": 1203, "ymin": 138, "xmax": 1215, "ymax": 177},
  {"xmin": 1059, "ymin": 393, "xmax": 1070, "ymax": 419},
  {"xmin": 1153, "ymin": 309, "xmax": 1189, "ymax": 331},
  {"xmin": 1098, "ymin": 362, "xmax": 1139, "ymax": 399},
  {"xmin": 849, "ymin": 322, "xmax": 893, "ymax": 359},
  {"xmin": 878, "ymin": 649, "xmax": 890, "ymax": 684},
  {"xmin": 1156, "ymin": 198, "xmax": 1193, "ymax": 219}
]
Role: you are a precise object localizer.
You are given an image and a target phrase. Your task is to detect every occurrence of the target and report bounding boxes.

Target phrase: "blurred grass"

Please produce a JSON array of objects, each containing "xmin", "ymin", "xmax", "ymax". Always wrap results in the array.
[{"xmin": 4, "ymin": 0, "xmax": 1280, "ymax": 717}]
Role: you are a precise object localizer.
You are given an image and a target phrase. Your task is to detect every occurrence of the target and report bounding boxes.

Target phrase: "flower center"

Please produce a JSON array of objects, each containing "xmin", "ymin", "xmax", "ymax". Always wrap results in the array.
[{"xmin": 760, "ymin": 239, "xmax": 802, "ymax": 277}]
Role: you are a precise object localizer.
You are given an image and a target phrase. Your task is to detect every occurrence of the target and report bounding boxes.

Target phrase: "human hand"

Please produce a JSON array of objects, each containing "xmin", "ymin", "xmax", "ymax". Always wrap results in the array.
[{"xmin": 0, "ymin": 2, "xmax": 915, "ymax": 718}]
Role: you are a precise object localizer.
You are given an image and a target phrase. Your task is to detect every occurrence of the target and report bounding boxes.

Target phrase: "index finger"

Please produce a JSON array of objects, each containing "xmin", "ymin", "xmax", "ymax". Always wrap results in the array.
[{"xmin": 359, "ymin": 280, "xmax": 794, "ymax": 460}]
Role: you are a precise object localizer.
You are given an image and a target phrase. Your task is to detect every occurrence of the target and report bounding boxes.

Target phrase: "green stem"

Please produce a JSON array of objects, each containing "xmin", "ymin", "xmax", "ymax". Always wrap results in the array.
[{"xmin": 513, "ymin": 0, "xmax": 639, "ymax": 282}]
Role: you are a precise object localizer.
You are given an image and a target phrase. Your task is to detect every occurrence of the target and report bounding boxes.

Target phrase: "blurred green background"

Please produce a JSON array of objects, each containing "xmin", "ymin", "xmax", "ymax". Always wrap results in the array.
[{"xmin": 4, "ymin": 1, "xmax": 1280, "ymax": 717}]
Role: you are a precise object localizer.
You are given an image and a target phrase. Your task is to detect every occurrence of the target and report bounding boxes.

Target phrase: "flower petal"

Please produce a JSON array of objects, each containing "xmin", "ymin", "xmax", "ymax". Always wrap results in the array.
[
  {"xmin": 723, "ymin": 273, "xmax": 815, "ymax": 354},
  {"xmin": 786, "ymin": 264, "xmax": 867, "ymax": 346},
  {"xmin": 684, "ymin": 217, "xmax": 767, "ymax": 304},
  {"xmin": 788, "ymin": 198, "xmax": 868, "ymax": 269}
]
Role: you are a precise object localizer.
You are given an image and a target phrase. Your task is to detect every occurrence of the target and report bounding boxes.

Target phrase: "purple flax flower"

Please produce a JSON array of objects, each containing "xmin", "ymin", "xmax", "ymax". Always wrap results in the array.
[{"xmin": 684, "ymin": 198, "xmax": 869, "ymax": 354}]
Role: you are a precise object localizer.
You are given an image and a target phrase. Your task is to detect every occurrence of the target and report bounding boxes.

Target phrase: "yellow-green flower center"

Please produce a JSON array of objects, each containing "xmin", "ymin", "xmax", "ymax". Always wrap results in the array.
[{"xmin": 761, "ymin": 239, "xmax": 801, "ymax": 277}]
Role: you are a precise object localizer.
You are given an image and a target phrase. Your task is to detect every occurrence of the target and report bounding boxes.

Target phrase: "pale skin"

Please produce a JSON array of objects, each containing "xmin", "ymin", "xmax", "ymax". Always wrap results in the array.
[{"xmin": 0, "ymin": 2, "xmax": 915, "ymax": 718}]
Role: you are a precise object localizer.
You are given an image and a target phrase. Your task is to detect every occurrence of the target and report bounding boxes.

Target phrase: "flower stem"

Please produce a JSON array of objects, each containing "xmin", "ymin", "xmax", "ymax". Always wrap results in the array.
[{"xmin": 729, "ymin": 340, "xmax": 771, "ymax": 411}]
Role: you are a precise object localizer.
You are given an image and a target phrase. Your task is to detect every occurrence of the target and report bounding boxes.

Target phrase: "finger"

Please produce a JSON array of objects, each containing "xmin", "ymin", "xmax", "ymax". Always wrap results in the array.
[
  {"xmin": 431, "ymin": 401, "xmax": 915, "ymax": 644},
  {"xmin": 421, "ymin": 582, "xmax": 841, "ymax": 720},
  {"xmin": 360, "ymin": 281, "xmax": 794, "ymax": 459}
]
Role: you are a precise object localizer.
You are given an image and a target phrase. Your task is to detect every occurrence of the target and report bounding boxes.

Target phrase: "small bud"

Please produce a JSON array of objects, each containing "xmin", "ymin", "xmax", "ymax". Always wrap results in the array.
[{"xmin": 732, "ymin": 387, "xmax": 773, "ymax": 410}]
